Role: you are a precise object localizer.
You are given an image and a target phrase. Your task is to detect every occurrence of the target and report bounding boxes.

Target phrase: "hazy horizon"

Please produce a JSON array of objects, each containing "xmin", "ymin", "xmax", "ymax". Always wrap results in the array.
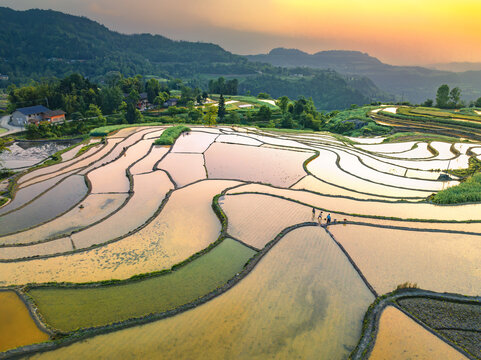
[{"xmin": 2, "ymin": 0, "xmax": 481, "ymax": 66}]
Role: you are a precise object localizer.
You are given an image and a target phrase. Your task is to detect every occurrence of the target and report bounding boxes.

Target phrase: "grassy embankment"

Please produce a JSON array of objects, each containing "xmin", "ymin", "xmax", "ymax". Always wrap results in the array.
[
  {"xmin": 154, "ymin": 125, "xmax": 191, "ymax": 145},
  {"xmin": 432, "ymin": 157, "xmax": 481, "ymax": 204}
]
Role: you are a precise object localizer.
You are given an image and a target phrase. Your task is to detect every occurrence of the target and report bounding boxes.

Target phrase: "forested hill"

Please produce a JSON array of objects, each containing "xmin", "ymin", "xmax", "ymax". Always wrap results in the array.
[
  {"xmin": 0, "ymin": 7, "xmax": 392, "ymax": 110},
  {"xmin": 247, "ymin": 48, "xmax": 481, "ymax": 103},
  {"xmin": 0, "ymin": 7, "xmax": 250, "ymax": 77}
]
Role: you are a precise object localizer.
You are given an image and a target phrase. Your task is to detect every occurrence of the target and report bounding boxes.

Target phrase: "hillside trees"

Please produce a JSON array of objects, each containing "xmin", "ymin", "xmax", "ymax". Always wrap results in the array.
[
  {"xmin": 208, "ymin": 77, "xmax": 238, "ymax": 95},
  {"xmin": 435, "ymin": 84, "xmax": 462, "ymax": 108}
]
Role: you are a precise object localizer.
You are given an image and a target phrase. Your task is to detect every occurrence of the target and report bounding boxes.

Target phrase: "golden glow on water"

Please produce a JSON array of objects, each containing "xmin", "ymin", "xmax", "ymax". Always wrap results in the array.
[
  {"xmin": 370, "ymin": 306, "xmax": 467, "ymax": 360},
  {"xmin": 205, "ymin": 143, "xmax": 310, "ymax": 187},
  {"xmin": 30, "ymin": 227, "xmax": 373, "ymax": 359},
  {"xmin": 0, "ymin": 291, "xmax": 49, "ymax": 352},
  {"xmin": 221, "ymin": 193, "xmax": 314, "ymax": 248},
  {"xmin": 330, "ymin": 225, "xmax": 481, "ymax": 295},
  {"xmin": 0, "ymin": 180, "xmax": 237, "ymax": 285}
]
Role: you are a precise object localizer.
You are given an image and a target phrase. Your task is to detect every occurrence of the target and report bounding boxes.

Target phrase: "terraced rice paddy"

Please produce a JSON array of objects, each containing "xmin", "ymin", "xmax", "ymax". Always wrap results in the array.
[
  {"xmin": 1, "ymin": 124, "xmax": 480, "ymax": 358},
  {"xmin": 28, "ymin": 227, "xmax": 374, "ymax": 359},
  {"xmin": 205, "ymin": 142, "xmax": 311, "ymax": 187},
  {"xmin": 28, "ymin": 238, "xmax": 256, "ymax": 331},
  {"xmin": 329, "ymin": 225, "xmax": 481, "ymax": 295},
  {"xmin": 0, "ymin": 175, "xmax": 88, "ymax": 236},
  {"xmin": 369, "ymin": 306, "xmax": 467, "ymax": 360},
  {"xmin": 0, "ymin": 291, "xmax": 49, "ymax": 352}
]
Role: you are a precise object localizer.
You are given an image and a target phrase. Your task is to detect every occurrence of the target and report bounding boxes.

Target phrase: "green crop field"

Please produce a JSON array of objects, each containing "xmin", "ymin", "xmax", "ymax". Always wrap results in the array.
[{"xmin": 28, "ymin": 239, "xmax": 256, "ymax": 331}]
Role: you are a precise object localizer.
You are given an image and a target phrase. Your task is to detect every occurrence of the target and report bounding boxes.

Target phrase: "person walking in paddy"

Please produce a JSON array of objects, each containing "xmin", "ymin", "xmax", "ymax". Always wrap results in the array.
[
  {"xmin": 326, "ymin": 213, "xmax": 331, "ymax": 225},
  {"xmin": 318, "ymin": 211, "xmax": 323, "ymax": 225},
  {"xmin": 312, "ymin": 208, "xmax": 316, "ymax": 220}
]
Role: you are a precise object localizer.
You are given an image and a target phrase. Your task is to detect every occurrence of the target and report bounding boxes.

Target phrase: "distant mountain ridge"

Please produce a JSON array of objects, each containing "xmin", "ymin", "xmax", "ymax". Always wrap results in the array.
[{"xmin": 247, "ymin": 48, "xmax": 481, "ymax": 103}]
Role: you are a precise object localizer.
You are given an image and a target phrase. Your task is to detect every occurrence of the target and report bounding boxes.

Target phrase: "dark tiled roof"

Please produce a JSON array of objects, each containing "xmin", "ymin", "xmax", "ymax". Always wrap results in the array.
[
  {"xmin": 16, "ymin": 105, "xmax": 50, "ymax": 115},
  {"xmin": 44, "ymin": 109, "xmax": 66, "ymax": 117}
]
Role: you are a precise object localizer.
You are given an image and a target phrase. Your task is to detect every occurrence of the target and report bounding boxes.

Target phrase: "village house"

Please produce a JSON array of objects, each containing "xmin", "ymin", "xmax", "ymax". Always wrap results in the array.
[
  {"xmin": 11, "ymin": 105, "xmax": 66, "ymax": 126},
  {"xmin": 163, "ymin": 98, "xmax": 178, "ymax": 108},
  {"xmin": 123, "ymin": 92, "xmax": 151, "ymax": 111}
]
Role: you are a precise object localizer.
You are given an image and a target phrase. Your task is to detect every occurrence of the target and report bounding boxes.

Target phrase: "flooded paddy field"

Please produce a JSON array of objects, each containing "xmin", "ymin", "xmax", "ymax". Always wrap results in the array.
[
  {"xmin": 28, "ymin": 227, "xmax": 374, "ymax": 360},
  {"xmin": 28, "ymin": 238, "xmax": 256, "ymax": 331},
  {"xmin": 1, "ymin": 125, "xmax": 480, "ymax": 359},
  {"xmin": 329, "ymin": 225, "xmax": 481, "ymax": 295},
  {"xmin": 0, "ymin": 139, "xmax": 81, "ymax": 170},
  {"xmin": 369, "ymin": 306, "xmax": 467, "ymax": 360},
  {"xmin": 0, "ymin": 291, "xmax": 49, "ymax": 352}
]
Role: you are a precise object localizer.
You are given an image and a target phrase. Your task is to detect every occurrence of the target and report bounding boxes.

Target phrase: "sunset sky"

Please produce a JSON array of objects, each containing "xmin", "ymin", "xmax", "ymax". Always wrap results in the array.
[{"xmin": 2, "ymin": 0, "xmax": 481, "ymax": 65}]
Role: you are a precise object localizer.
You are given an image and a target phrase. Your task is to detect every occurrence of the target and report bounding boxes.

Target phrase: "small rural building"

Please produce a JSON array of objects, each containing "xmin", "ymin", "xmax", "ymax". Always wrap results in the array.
[
  {"xmin": 41, "ymin": 109, "xmax": 66, "ymax": 124},
  {"xmin": 138, "ymin": 92, "xmax": 149, "ymax": 111},
  {"xmin": 11, "ymin": 105, "xmax": 50, "ymax": 126},
  {"xmin": 123, "ymin": 92, "xmax": 151, "ymax": 111},
  {"xmin": 0, "ymin": 74, "xmax": 8, "ymax": 81},
  {"xmin": 11, "ymin": 105, "xmax": 66, "ymax": 126},
  {"xmin": 163, "ymin": 98, "xmax": 178, "ymax": 108}
]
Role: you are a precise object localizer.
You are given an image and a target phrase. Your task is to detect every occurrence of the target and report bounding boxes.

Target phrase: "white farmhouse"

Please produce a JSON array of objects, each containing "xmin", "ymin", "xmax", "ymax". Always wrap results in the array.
[{"xmin": 11, "ymin": 105, "xmax": 51, "ymax": 126}]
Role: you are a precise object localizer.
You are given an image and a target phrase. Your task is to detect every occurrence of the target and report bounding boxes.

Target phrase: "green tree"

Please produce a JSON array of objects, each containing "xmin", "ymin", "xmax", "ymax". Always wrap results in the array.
[
  {"xmin": 475, "ymin": 97, "xmax": 481, "ymax": 108},
  {"xmin": 449, "ymin": 87, "xmax": 461, "ymax": 108},
  {"xmin": 145, "ymin": 79, "xmax": 161, "ymax": 104},
  {"xmin": 256, "ymin": 105, "xmax": 272, "ymax": 122},
  {"xmin": 86, "ymin": 104, "xmax": 106, "ymax": 126},
  {"xmin": 154, "ymin": 92, "xmax": 169, "ymax": 106},
  {"xmin": 281, "ymin": 113, "xmax": 294, "ymax": 128},
  {"xmin": 226, "ymin": 112, "xmax": 241, "ymax": 124},
  {"xmin": 217, "ymin": 94, "xmax": 226, "ymax": 121},
  {"xmin": 436, "ymin": 84, "xmax": 450, "ymax": 108},
  {"xmin": 257, "ymin": 92, "xmax": 270, "ymax": 99},
  {"xmin": 126, "ymin": 103, "xmax": 142, "ymax": 124},
  {"xmin": 203, "ymin": 106, "xmax": 217, "ymax": 126},
  {"xmin": 101, "ymin": 86, "xmax": 123, "ymax": 114},
  {"xmin": 277, "ymin": 96, "xmax": 289, "ymax": 114},
  {"xmin": 127, "ymin": 89, "xmax": 140, "ymax": 105},
  {"xmin": 188, "ymin": 108, "xmax": 203, "ymax": 123},
  {"xmin": 422, "ymin": 99, "xmax": 433, "ymax": 107}
]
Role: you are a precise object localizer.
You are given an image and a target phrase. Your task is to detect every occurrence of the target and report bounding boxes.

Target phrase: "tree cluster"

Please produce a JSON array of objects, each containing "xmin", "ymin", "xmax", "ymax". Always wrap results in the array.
[{"xmin": 208, "ymin": 77, "xmax": 238, "ymax": 95}]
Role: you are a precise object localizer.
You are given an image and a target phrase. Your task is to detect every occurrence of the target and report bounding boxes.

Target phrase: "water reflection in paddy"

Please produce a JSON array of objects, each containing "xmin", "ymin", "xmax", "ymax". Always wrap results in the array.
[
  {"xmin": 88, "ymin": 140, "xmax": 152, "ymax": 193},
  {"xmin": 157, "ymin": 153, "xmax": 206, "ymax": 187},
  {"xmin": 306, "ymin": 149, "xmax": 432, "ymax": 198},
  {"xmin": 215, "ymin": 134, "xmax": 262, "ymax": 146},
  {"xmin": 130, "ymin": 145, "xmax": 169, "ymax": 175},
  {"xmin": 0, "ymin": 169, "xmax": 77, "ymax": 215},
  {"xmin": 16, "ymin": 140, "xmax": 106, "ymax": 186},
  {"xmin": 0, "ymin": 175, "xmax": 88, "ymax": 236},
  {"xmin": 205, "ymin": 143, "xmax": 311, "ymax": 187},
  {"xmin": 370, "ymin": 306, "xmax": 467, "ymax": 360},
  {"xmin": 0, "ymin": 291, "xmax": 49, "ymax": 352},
  {"xmin": 292, "ymin": 175, "xmax": 421, "ymax": 201},
  {"xmin": 227, "ymin": 183, "xmax": 481, "ymax": 221},
  {"xmin": 0, "ymin": 180, "xmax": 235, "ymax": 285},
  {"xmin": 0, "ymin": 193, "xmax": 128, "ymax": 246},
  {"xmin": 72, "ymin": 171, "xmax": 173, "ymax": 250},
  {"xmin": 28, "ymin": 227, "xmax": 374, "ymax": 360},
  {"xmin": 355, "ymin": 141, "xmax": 417, "ymax": 153},
  {"xmin": 171, "ymin": 131, "xmax": 217, "ymax": 153},
  {"xmin": 330, "ymin": 225, "xmax": 481, "ymax": 295},
  {"xmin": 221, "ymin": 193, "xmax": 314, "ymax": 248}
]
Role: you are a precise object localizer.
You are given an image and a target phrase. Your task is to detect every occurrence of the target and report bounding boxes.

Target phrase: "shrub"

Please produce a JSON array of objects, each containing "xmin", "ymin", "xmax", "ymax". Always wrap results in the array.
[
  {"xmin": 154, "ymin": 125, "xmax": 191, "ymax": 145},
  {"xmin": 432, "ymin": 173, "xmax": 481, "ymax": 204}
]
